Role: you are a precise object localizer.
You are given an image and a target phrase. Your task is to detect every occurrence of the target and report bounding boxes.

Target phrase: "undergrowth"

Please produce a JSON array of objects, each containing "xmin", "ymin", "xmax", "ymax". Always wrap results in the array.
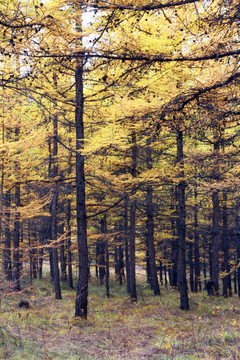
[{"xmin": 0, "ymin": 276, "xmax": 240, "ymax": 359}]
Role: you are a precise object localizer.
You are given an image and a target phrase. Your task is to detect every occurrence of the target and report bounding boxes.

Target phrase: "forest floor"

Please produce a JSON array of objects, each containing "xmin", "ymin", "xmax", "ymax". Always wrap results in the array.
[{"xmin": 0, "ymin": 275, "xmax": 240, "ymax": 360}]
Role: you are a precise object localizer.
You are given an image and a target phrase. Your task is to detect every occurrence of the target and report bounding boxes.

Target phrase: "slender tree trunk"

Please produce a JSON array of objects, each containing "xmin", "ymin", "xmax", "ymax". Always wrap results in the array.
[
  {"xmin": 38, "ymin": 230, "xmax": 44, "ymax": 280},
  {"xmin": 222, "ymin": 190, "xmax": 232, "ymax": 297},
  {"xmin": 129, "ymin": 132, "xmax": 137, "ymax": 302},
  {"xmin": 188, "ymin": 238, "xmax": 194, "ymax": 292},
  {"xmin": 221, "ymin": 131, "xmax": 231, "ymax": 297},
  {"xmin": 51, "ymin": 108, "xmax": 62, "ymax": 300},
  {"xmin": 212, "ymin": 195, "xmax": 220, "ymax": 294},
  {"xmin": 235, "ymin": 216, "xmax": 240, "ymax": 298},
  {"xmin": 4, "ymin": 190, "xmax": 12, "ymax": 281},
  {"xmin": 118, "ymin": 244, "xmax": 124, "ymax": 285},
  {"xmin": 59, "ymin": 223, "xmax": 67, "ymax": 282},
  {"xmin": 101, "ymin": 215, "xmax": 109, "ymax": 298},
  {"xmin": 99, "ymin": 218, "xmax": 106, "ymax": 286},
  {"xmin": 234, "ymin": 269, "xmax": 237, "ymax": 295},
  {"xmin": 74, "ymin": 29, "xmax": 88, "ymax": 318},
  {"xmin": 194, "ymin": 189, "xmax": 201, "ymax": 292},
  {"xmin": 170, "ymin": 187, "xmax": 178, "ymax": 288},
  {"xmin": 176, "ymin": 129, "xmax": 189, "ymax": 310},
  {"xmin": 13, "ymin": 124, "xmax": 21, "ymax": 292},
  {"xmin": 145, "ymin": 142, "xmax": 160, "ymax": 295},
  {"xmin": 0, "ymin": 106, "xmax": 4, "ymax": 249},
  {"xmin": 67, "ymin": 199, "xmax": 74, "ymax": 288},
  {"xmin": 32, "ymin": 227, "xmax": 38, "ymax": 280},
  {"xmin": 13, "ymin": 185, "xmax": 21, "ymax": 291},
  {"xmin": 129, "ymin": 199, "xmax": 137, "ymax": 302},
  {"xmin": 124, "ymin": 195, "xmax": 131, "ymax": 293}
]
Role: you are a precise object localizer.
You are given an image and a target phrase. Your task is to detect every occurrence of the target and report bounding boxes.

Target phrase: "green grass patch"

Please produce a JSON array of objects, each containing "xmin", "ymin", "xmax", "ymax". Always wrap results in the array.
[{"xmin": 1, "ymin": 277, "xmax": 240, "ymax": 359}]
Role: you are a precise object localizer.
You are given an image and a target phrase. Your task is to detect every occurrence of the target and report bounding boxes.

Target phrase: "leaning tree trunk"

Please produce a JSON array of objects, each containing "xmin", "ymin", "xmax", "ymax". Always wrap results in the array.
[
  {"xmin": 176, "ymin": 129, "xmax": 189, "ymax": 310},
  {"xmin": 74, "ymin": 28, "xmax": 88, "ymax": 318}
]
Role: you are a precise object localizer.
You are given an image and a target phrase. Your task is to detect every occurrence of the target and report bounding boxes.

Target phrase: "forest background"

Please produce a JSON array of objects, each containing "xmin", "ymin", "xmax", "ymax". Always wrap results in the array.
[{"xmin": 1, "ymin": 0, "xmax": 240, "ymax": 358}]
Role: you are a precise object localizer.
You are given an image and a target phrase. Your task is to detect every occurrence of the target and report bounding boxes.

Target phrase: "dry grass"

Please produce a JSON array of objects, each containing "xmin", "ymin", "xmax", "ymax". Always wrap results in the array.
[{"xmin": 1, "ymin": 277, "xmax": 240, "ymax": 359}]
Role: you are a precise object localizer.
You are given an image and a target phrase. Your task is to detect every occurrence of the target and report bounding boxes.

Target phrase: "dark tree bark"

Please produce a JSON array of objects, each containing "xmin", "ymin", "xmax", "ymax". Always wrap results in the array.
[
  {"xmin": 194, "ymin": 189, "xmax": 201, "ymax": 292},
  {"xmin": 4, "ymin": 190, "xmax": 12, "ymax": 281},
  {"xmin": 211, "ymin": 125, "xmax": 220, "ymax": 295},
  {"xmin": 13, "ymin": 126, "xmax": 21, "ymax": 292},
  {"xmin": 99, "ymin": 217, "xmax": 106, "ymax": 286},
  {"xmin": 124, "ymin": 195, "xmax": 131, "ymax": 293},
  {"xmin": 67, "ymin": 199, "xmax": 74, "ymax": 288},
  {"xmin": 176, "ymin": 129, "xmax": 189, "ymax": 310},
  {"xmin": 118, "ymin": 244, "xmax": 124, "ymax": 285},
  {"xmin": 188, "ymin": 237, "xmax": 194, "ymax": 292},
  {"xmin": 159, "ymin": 261, "xmax": 163, "ymax": 285},
  {"xmin": 145, "ymin": 248, "xmax": 151, "ymax": 285},
  {"xmin": 235, "ymin": 216, "xmax": 240, "ymax": 298},
  {"xmin": 129, "ymin": 132, "xmax": 137, "ymax": 302},
  {"xmin": 13, "ymin": 185, "xmax": 20, "ymax": 291},
  {"xmin": 101, "ymin": 215, "xmax": 109, "ymax": 297},
  {"xmin": 222, "ymin": 191, "xmax": 232, "ymax": 297},
  {"xmin": 233, "ymin": 269, "xmax": 237, "ymax": 295},
  {"xmin": 114, "ymin": 245, "xmax": 119, "ymax": 280},
  {"xmin": 59, "ymin": 223, "xmax": 67, "ymax": 282},
  {"xmin": 145, "ymin": 143, "xmax": 160, "ymax": 295},
  {"xmin": 51, "ymin": 112, "xmax": 62, "ymax": 300},
  {"xmin": 38, "ymin": 229, "xmax": 44, "ymax": 280},
  {"xmin": 74, "ymin": 46, "xmax": 88, "ymax": 319},
  {"xmin": 129, "ymin": 199, "xmax": 137, "ymax": 302},
  {"xmin": 170, "ymin": 187, "xmax": 178, "ymax": 288},
  {"xmin": 221, "ymin": 133, "xmax": 231, "ymax": 297}
]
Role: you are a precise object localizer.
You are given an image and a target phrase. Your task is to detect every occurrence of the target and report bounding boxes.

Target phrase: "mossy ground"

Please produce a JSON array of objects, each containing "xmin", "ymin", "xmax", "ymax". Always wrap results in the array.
[{"xmin": 1, "ymin": 275, "xmax": 240, "ymax": 359}]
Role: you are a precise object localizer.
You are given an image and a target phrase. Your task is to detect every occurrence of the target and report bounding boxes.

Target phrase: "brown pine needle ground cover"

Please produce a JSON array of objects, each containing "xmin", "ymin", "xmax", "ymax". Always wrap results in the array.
[{"xmin": 0, "ymin": 277, "xmax": 240, "ymax": 360}]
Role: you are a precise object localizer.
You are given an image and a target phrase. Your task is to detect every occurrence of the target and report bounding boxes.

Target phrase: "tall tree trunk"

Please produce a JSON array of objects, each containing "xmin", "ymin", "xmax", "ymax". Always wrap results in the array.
[
  {"xmin": 59, "ymin": 223, "xmax": 67, "ymax": 282},
  {"xmin": 129, "ymin": 132, "xmax": 137, "ymax": 302},
  {"xmin": 67, "ymin": 199, "xmax": 74, "ymax": 288},
  {"xmin": 0, "ymin": 105, "xmax": 5, "ymax": 250},
  {"xmin": 222, "ymin": 190, "xmax": 232, "ymax": 297},
  {"xmin": 129, "ymin": 200, "xmax": 137, "ymax": 302},
  {"xmin": 188, "ymin": 237, "xmax": 194, "ymax": 292},
  {"xmin": 4, "ymin": 190, "xmax": 12, "ymax": 281},
  {"xmin": 13, "ymin": 186, "xmax": 20, "ymax": 291},
  {"xmin": 145, "ymin": 143, "xmax": 160, "ymax": 295},
  {"xmin": 51, "ymin": 112, "xmax": 62, "ymax": 300},
  {"xmin": 235, "ymin": 216, "xmax": 240, "ymax": 298},
  {"xmin": 74, "ymin": 29, "xmax": 88, "ymax": 318},
  {"xmin": 38, "ymin": 229, "xmax": 44, "ymax": 280},
  {"xmin": 124, "ymin": 195, "xmax": 131, "ymax": 293},
  {"xmin": 32, "ymin": 227, "xmax": 38, "ymax": 280},
  {"xmin": 101, "ymin": 215, "xmax": 109, "ymax": 298},
  {"xmin": 211, "ymin": 125, "xmax": 220, "ymax": 295},
  {"xmin": 99, "ymin": 218, "xmax": 106, "ymax": 286},
  {"xmin": 13, "ymin": 124, "xmax": 21, "ymax": 292},
  {"xmin": 176, "ymin": 129, "xmax": 189, "ymax": 310},
  {"xmin": 118, "ymin": 244, "xmax": 124, "ymax": 285},
  {"xmin": 194, "ymin": 189, "xmax": 201, "ymax": 292},
  {"xmin": 170, "ymin": 187, "xmax": 178, "ymax": 288}
]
